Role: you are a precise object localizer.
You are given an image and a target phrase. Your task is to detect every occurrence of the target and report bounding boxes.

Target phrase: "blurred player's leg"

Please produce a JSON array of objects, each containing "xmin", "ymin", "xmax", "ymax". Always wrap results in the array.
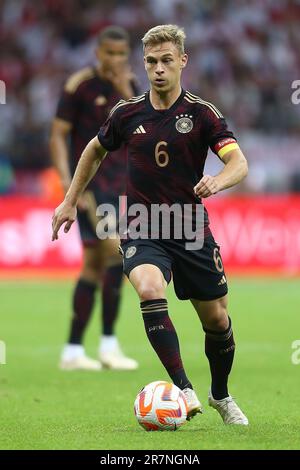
[
  {"xmin": 98, "ymin": 238, "xmax": 138, "ymax": 370},
  {"xmin": 101, "ymin": 262, "xmax": 123, "ymax": 336},
  {"xmin": 191, "ymin": 297, "xmax": 248, "ymax": 424},
  {"xmin": 60, "ymin": 237, "xmax": 138, "ymax": 370},
  {"xmin": 60, "ymin": 245, "xmax": 103, "ymax": 371},
  {"xmin": 129, "ymin": 263, "xmax": 202, "ymax": 418}
]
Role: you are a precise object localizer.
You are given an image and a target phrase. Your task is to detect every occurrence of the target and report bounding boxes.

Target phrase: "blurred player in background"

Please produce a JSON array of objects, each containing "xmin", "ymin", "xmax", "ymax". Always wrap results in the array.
[
  {"xmin": 52, "ymin": 24, "xmax": 248, "ymax": 425},
  {"xmin": 50, "ymin": 26, "xmax": 138, "ymax": 371}
]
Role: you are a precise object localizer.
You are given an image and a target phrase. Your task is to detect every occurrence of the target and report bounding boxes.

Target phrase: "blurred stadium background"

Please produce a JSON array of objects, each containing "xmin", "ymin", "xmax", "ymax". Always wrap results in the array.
[
  {"xmin": 1, "ymin": 0, "xmax": 300, "ymax": 450},
  {"xmin": 1, "ymin": 0, "xmax": 300, "ymax": 276}
]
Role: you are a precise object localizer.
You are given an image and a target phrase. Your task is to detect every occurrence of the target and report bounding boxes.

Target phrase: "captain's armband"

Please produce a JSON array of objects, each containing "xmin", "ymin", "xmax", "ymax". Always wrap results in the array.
[{"xmin": 214, "ymin": 138, "xmax": 240, "ymax": 160}]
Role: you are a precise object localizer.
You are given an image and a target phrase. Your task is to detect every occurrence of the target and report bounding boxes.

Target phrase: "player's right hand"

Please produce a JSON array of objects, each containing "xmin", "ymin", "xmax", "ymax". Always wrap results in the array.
[
  {"xmin": 105, "ymin": 64, "xmax": 136, "ymax": 99},
  {"xmin": 52, "ymin": 200, "xmax": 77, "ymax": 241}
]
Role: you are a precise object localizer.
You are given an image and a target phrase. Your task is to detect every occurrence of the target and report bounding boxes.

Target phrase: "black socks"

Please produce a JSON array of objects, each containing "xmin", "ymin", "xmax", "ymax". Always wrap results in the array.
[
  {"xmin": 69, "ymin": 278, "xmax": 96, "ymax": 344},
  {"xmin": 141, "ymin": 299, "xmax": 193, "ymax": 390},
  {"xmin": 204, "ymin": 317, "xmax": 235, "ymax": 400}
]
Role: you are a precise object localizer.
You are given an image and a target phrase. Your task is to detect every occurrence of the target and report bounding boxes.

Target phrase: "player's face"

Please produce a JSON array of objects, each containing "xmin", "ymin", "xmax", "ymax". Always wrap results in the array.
[
  {"xmin": 144, "ymin": 42, "xmax": 187, "ymax": 93},
  {"xmin": 96, "ymin": 39, "xmax": 130, "ymax": 72}
]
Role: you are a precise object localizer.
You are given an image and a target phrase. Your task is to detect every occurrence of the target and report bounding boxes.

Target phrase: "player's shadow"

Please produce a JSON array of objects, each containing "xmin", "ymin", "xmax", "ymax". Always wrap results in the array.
[{"xmin": 113, "ymin": 424, "xmax": 210, "ymax": 433}]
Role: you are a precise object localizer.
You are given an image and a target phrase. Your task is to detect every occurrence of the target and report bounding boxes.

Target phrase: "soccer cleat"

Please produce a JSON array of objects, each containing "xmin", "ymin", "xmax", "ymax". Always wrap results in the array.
[
  {"xmin": 99, "ymin": 346, "xmax": 139, "ymax": 370},
  {"xmin": 208, "ymin": 390, "xmax": 249, "ymax": 425},
  {"xmin": 59, "ymin": 355, "xmax": 102, "ymax": 371},
  {"xmin": 182, "ymin": 388, "xmax": 203, "ymax": 420}
]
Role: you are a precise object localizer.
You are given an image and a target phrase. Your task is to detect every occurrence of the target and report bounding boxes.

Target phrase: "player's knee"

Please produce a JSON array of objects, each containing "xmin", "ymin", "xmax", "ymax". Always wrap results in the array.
[
  {"xmin": 137, "ymin": 283, "xmax": 165, "ymax": 302},
  {"xmin": 205, "ymin": 300, "xmax": 229, "ymax": 331},
  {"xmin": 209, "ymin": 313, "xmax": 229, "ymax": 331},
  {"xmin": 81, "ymin": 264, "xmax": 102, "ymax": 283}
]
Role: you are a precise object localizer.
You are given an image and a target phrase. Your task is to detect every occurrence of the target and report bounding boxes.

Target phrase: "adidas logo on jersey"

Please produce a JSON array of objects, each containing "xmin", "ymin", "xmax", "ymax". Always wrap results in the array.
[
  {"xmin": 218, "ymin": 275, "xmax": 227, "ymax": 286},
  {"xmin": 133, "ymin": 125, "xmax": 146, "ymax": 134}
]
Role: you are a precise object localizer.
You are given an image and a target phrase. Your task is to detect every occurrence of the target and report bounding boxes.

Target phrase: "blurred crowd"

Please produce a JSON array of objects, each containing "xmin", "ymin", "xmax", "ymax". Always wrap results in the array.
[{"xmin": 0, "ymin": 0, "xmax": 300, "ymax": 195}]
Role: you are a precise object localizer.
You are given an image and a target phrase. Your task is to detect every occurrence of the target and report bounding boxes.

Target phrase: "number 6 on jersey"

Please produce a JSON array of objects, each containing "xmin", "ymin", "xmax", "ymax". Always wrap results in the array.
[{"xmin": 155, "ymin": 141, "xmax": 169, "ymax": 167}]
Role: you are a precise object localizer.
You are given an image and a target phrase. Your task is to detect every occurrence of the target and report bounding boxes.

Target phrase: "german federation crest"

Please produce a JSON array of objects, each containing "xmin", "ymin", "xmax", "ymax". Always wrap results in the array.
[
  {"xmin": 125, "ymin": 246, "xmax": 137, "ymax": 258},
  {"xmin": 175, "ymin": 114, "xmax": 193, "ymax": 133}
]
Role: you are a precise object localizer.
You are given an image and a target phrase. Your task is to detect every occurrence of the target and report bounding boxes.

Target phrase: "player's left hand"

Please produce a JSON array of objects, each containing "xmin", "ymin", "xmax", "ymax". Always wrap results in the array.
[{"xmin": 193, "ymin": 175, "xmax": 220, "ymax": 198}]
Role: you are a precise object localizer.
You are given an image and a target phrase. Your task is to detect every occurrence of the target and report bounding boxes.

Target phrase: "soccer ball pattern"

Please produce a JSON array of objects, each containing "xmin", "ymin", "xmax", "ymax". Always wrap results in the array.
[{"xmin": 134, "ymin": 381, "xmax": 188, "ymax": 431}]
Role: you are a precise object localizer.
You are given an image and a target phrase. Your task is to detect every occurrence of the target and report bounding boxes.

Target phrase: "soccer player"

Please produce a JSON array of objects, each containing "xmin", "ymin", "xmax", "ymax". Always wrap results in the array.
[
  {"xmin": 52, "ymin": 25, "xmax": 249, "ymax": 424},
  {"xmin": 50, "ymin": 26, "xmax": 138, "ymax": 371}
]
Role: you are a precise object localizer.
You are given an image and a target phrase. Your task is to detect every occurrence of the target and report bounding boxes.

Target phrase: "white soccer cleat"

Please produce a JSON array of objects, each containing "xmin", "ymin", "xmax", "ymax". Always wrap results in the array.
[
  {"xmin": 59, "ymin": 355, "xmax": 102, "ymax": 371},
  {"xmin": 99, "ymin": 346, "xmax": 139, "ymax": 370},
  {"xmin": 182, "ymin": 388, "xmax": 203, "ymax": 420},
  {"xmin": 208, "ymin": 390, "xmax": 249, "ymax": 425}
]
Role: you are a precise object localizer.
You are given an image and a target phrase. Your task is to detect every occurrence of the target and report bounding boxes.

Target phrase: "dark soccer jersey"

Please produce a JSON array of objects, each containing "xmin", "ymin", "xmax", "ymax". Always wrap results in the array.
[
  {"xmin": 97, "ymin": 89, "xmax": 237, "ymax": 232},
  {"xmin": 56, "ymin": 66, "xmax": 138, "ymax": 200}
]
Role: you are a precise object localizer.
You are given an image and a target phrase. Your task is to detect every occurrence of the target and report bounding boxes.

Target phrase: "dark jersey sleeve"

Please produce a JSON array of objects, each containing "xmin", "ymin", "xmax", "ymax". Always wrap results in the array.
[
  {"xmin": 56, "ymin": 88, "xmax": 81, "ymax": 124},
  {"xmin": 203, "ymin": 107, "xmax": 237, "ymax": 156},
  {"xmin": 97, "ymin": 104, "xmax": 124, "ymax": 152}
]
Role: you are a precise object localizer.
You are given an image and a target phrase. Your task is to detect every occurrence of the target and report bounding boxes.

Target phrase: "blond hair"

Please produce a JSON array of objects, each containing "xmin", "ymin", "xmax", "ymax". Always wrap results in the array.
[{"xmin": 142, "ymin": 24, "xmax": 186, "ymax": 54}]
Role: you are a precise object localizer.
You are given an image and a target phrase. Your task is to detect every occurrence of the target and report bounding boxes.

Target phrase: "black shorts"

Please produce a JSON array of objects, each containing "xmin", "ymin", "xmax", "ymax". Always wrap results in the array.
[
  {"xmin": 77, "ymin": 188, "xmax": 119, "ymax": 247},
  {"xmin": 120, "ymin": 234, "xmax": 228, "ymax": 301}
]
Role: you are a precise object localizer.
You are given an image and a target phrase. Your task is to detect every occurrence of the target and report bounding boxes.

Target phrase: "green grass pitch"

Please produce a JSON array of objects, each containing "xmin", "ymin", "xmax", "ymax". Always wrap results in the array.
[{"xmin": 0, "ymin": 277, "xmax": 299, "ymax": 450}]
